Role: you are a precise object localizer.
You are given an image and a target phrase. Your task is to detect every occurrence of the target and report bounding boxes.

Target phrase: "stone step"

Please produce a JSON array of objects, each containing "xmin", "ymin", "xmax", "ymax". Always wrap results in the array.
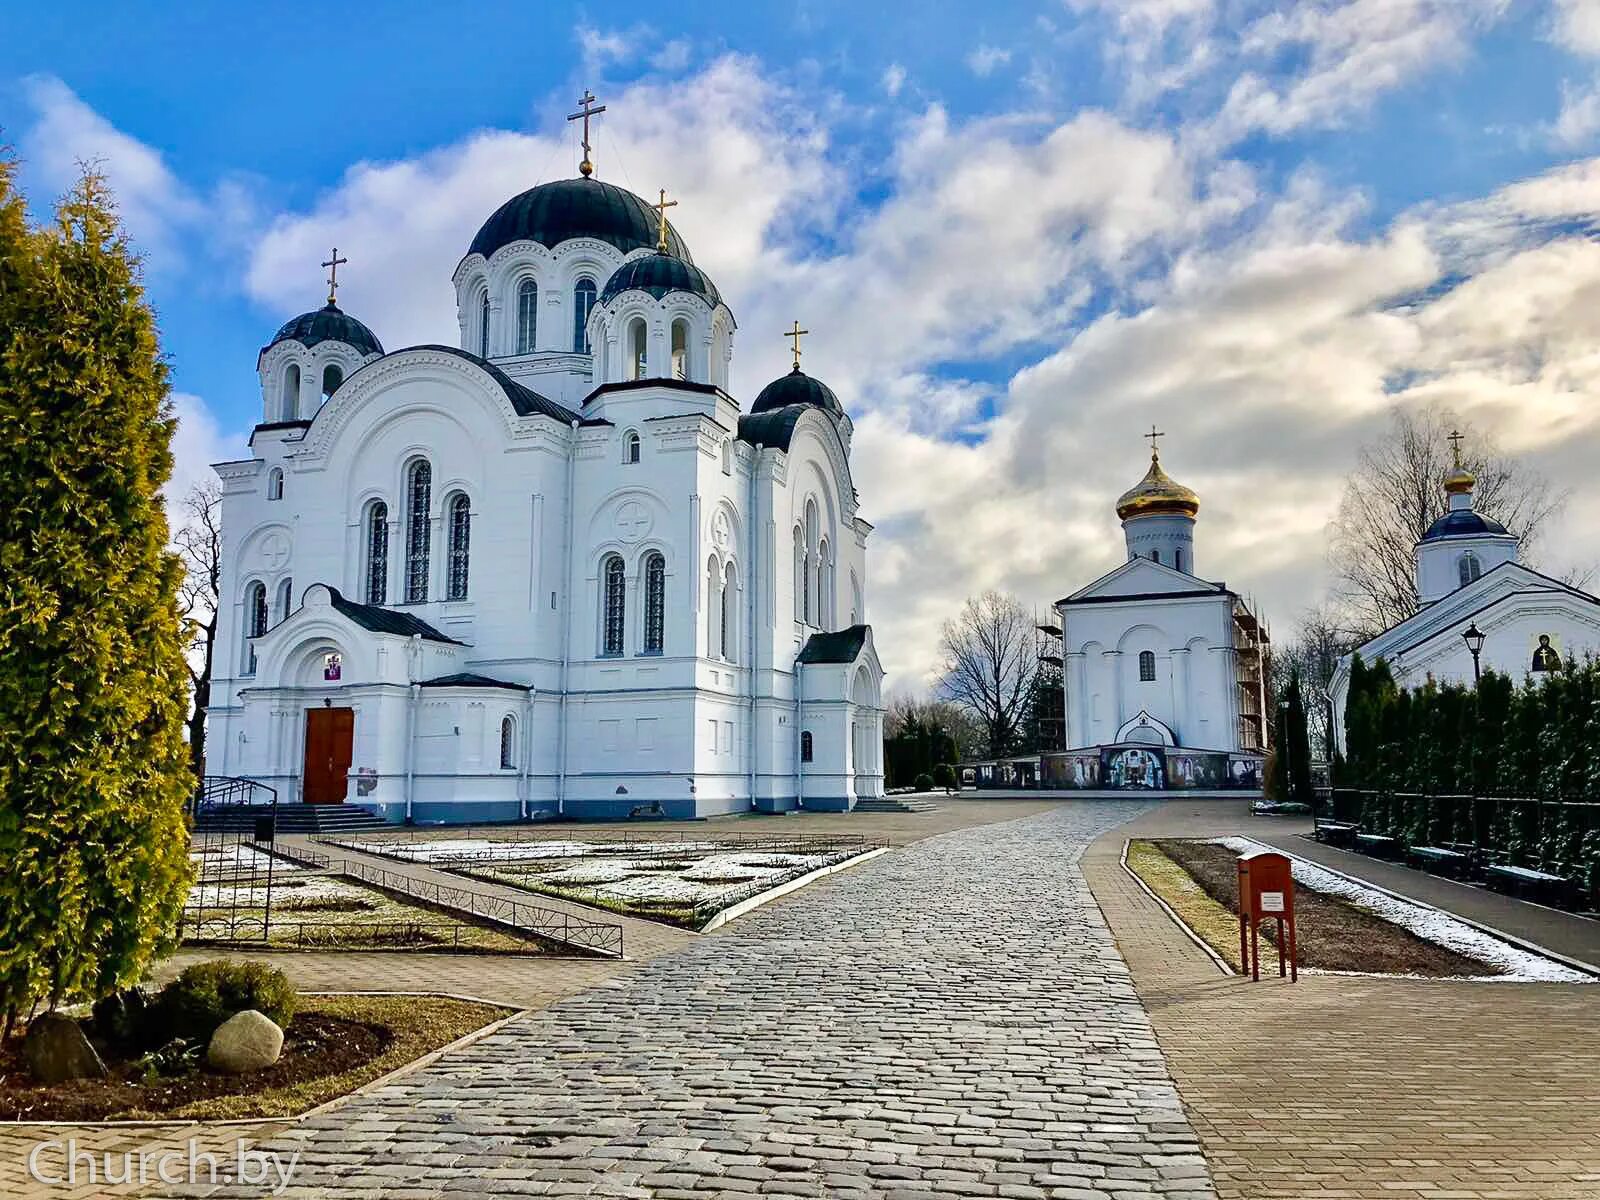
[
  {"xmin": 193, "ymin": 803, "xmax": 390, "ymax": 835},
  {"xmin": 854, "ymin": 797, "xmax": 941, "ymax": 814}
]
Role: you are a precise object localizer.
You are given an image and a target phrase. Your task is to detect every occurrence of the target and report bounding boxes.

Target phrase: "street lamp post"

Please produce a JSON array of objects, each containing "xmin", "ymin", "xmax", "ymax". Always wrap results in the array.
[{"xmin": 1463, "ymin": 622, "xmax": 1486, "ymax": 684}]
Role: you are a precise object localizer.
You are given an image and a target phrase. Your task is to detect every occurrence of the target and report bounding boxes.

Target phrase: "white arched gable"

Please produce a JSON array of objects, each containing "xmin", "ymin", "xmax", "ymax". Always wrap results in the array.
[
  {"xmin": 783, "ymin": 413, "xmax": 858, "ymax": 525},
  {"xmin": 1116, "ymin": 622, "xmax": 1173, "ymax": 655},
  {"xmin": 585, "ymin": 486, "xmax": 674, "ymax": 561}
]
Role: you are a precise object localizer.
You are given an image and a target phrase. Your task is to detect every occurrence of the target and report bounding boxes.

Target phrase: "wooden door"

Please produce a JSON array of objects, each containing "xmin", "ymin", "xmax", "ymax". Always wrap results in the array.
[{"xmin": 303, "ymin": 707, "xmax": 354, "ymax": 804}]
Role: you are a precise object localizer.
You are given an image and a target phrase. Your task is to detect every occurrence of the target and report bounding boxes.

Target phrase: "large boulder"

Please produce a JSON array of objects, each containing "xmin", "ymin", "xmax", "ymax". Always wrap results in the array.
[
  {"xmin": 24, "ymin": 1012, "xmax": 108, "ymax": 1083},
  {"xmin": 205, "ymin": 1009, "xmax": 284, "ymax": 1074}
]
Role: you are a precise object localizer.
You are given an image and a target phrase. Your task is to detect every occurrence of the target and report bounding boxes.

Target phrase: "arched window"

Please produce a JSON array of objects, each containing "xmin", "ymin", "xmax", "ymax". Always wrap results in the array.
[
  {"xmin": 792, "ymin": 526, "xmax": 805, "ymax": 623},
  {"xmin": 1459, "ymin": 552, "xmax": 1482, "ymax": 588},
  {"xmin": 1139, "ymin": 650, "xmax": 1156, "ymax": 682},
  {"xmin": 516, "ymin": 279, "xmax": 538, "ymax": 354},
  {"xmin": 800, "ymin": 730, "xmax": 813, "ymax": 763},
  {"xmin": 405, "ymin": 459, "xmax": 432, "ymax": 603},
  {"xmin": 500, "ymin": 716, "xmax": 516, "ymax": 769},
  {"xmin": 365, "ymin": 501, "xmax": 388, "ymax": 605},
  {"xmin": 671, "ymin": 319, "xmax": 689, "ymax": 380},
  {"xmin": 601, "ymin": 554, "xmax": 626, "ymax": 656},
  {"xmin": 817, "ymin": 537, "xmax": 830, "ymax": 630},
  {"xmin": 624, "ymin": 430, "xmax": 641, "ymax": 464},
  {"xmin": 573, "ymin": 277, "xmax": 597, "ymax": 352},
  {"xmin": 244, "ymin": 581, "xmax": 268, "ymax": 674},
  {"xmin": 266, "ymin": 467, "xmax": 283, "ymax": 501},
  {"xmin": 1174, "ymin": 547, "xmax": 1185, "ymax": 573},
  {"xmin": 850, "ymin": 571, "xmax": 862, "ymax": 627},
  {"xmin": 447, "ymin": 493, "xmax": 471, "ymax": 601},
  {"xmin": 478, "ymin": 290, "xmax": 491, "ymax": 357},
  {"xmin": 721, "ymin": 439, "xmax": 733, "ymax": 475},
  {"xmin": 627, "ymin": 317, "xmax": 648, "ymax": 380},
  {"xmin": 707, "ymin": 556, "xmax": 722, "ymax": 656},
  {"xmin": 281, "ymin": 364, "xmax": 300, "ymax": 421},
  {"xmin": 1150, "ymin": 549, "xmax": 1161, "ymax": 564},
  {"xmin": 643, "ymin": 552, "xmax": 665, "ymax": 654},
  {"xmin": 320, "ymin": 363, "xmax": 342, "ymax": 403},
  {"xmin": 804, "ymin": 500, "xmax": 820, "ymax": 626},
  {"xmin": 721, "ymin": 561, "xmax": 737, "ymax": 662},
  {"xmin": 276, "ymin": 577, "xmax": 293, "ymax": 622}
]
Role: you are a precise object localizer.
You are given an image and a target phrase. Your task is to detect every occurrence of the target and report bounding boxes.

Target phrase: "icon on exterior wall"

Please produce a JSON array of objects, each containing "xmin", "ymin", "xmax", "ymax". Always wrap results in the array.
[
  {"xmin": 323, "ymin": 651, "xmax": 342, "ymax": 681},
  {"xmin": 1531, "ymin": 633, "xmax": 1562, "ymax": 673},
  {"xmin": 1103, "ymin": 746, "xmax": 1165, "ymax": 789}
]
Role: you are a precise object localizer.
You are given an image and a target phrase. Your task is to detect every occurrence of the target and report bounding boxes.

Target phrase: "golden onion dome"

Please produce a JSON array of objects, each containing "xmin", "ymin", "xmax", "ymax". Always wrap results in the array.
[
  {"xmin": 1116, "ymin": 451, "xmax": 1200, "ymax": 521},
  {"xmin": 1443, "ymin": 465, "xmax": 1476, "ymax": 495}
]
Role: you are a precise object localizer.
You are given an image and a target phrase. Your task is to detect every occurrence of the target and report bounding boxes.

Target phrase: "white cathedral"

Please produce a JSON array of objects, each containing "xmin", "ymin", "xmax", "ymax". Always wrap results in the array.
[{"xmin": 207, "ymin": 139, "xmax": 886, "ymax": 823}]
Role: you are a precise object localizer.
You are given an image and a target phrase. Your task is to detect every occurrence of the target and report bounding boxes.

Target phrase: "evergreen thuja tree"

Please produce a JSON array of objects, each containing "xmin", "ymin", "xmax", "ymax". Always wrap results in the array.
[{"xmin": 0, "ymin": 165, "xmax": 194, "ymax": 1025}]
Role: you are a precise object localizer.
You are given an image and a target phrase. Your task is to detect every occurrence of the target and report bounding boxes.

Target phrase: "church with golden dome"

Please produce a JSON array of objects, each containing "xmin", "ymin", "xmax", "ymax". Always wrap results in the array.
[{"xmin": 1047, "ymin": 432, "xmax": 1269, "ymax": 792}]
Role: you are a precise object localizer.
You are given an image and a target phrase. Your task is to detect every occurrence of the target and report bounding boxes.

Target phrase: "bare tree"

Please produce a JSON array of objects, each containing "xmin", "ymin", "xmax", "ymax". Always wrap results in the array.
[
  {"xmin": 1329, "ymin": 406, "xmax": 1565, "ymax": 637},
  {"xmin": 1269, "ymin": 604, "xmax": 1353, "ymax": 761},
  {"xmin": 174, "ymin": 481, "xmax": 222, "ymax": 782},
  {"xmin": 937, "ymin": 591, "xmax": 1039, "ymax": 758}
]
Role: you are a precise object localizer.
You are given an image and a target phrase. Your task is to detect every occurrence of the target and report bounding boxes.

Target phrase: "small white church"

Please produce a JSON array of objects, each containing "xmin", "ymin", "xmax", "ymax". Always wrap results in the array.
[
  {"xmin": 1330, "ymin": 440, "xmax": 1600, "ymax": 748},
  {"xmin": 1049, "ymin": 435, "xmax": 1269, "ymax": 791},
  {"xmin": 207, "ymin": 116, "xmax": 885, "ymax": 823}
]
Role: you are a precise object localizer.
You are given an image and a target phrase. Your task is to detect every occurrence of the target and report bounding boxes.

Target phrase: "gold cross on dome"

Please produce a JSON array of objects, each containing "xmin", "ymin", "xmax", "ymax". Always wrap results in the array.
[
  {"xmin": 786, "ymin": 320, "xmax": 809, "ymax": 369},
  {"xmin": 1447, "ymin": 428, "xmax": 1465, "ymax": 467},
  {"xmin": 652, "ymin": 187, "xmax": 679, "ymax": 253},
  {"xmin": 321, "ymin": 247, "xmax": 348, "ymax": 306},
  {"xmin": 567, "ymin": 88, "xmax": 607, "ymax": 177},
  {"xmin": 1145, "ymin": 424, "xmax": 1165, "ymax": 456}
]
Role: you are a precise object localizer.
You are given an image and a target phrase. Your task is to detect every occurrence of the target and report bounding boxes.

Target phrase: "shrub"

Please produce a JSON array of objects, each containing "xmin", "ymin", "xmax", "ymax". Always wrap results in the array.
[
  {"xmin": 932, "ymin": 762, "xmax": 957, "ymax": 790},
  {"xmin": 151, "ymin": 960, "xmax": 296, "ymax": 1042},
  {"xmin": 912, "ymin": 773, "xmax": 935, "ymax": 793}
]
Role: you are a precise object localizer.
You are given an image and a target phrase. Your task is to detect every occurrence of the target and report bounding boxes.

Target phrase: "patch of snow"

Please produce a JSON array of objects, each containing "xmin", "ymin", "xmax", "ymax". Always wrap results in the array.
[{"xmin": 1211, "ymin": 837, "xmax": 1592, "ymax": 984}]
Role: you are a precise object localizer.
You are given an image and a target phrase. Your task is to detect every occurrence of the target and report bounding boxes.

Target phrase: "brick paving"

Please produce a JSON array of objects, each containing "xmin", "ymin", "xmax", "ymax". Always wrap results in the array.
[
  {"xmin": 155, "ymin": 799, "xmax": 1213, "ymax": 1199},
  {"xmin": 1086, "ymin": 805, "xmax": 1600, "ymax": 1200}
]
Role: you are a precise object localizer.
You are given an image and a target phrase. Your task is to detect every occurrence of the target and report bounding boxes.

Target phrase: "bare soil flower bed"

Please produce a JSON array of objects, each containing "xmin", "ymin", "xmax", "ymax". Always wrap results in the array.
[
  {"xmin": 1140, "ymin": 839, "xmax": 1498, "ymax": 977},
  {"xmin": 0, "ymin": 995, "xmax": 511, "ymax": 1122}
]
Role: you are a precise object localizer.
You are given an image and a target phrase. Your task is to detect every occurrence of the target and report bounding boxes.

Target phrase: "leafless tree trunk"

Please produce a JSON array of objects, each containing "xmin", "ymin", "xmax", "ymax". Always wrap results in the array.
[
  {"xmin": 937, "ymin": 591, "xmax": 1039, "ymax": 759},
  {"xmin": 1270, "ymin": 604, "xmax": 1353, "ymax": 761},
  {"xmin": 174, "ymin": 481, "xmax": 222, "ymax": 783},
  {"xmin": 1329, "ymin": 405, "xmax": 1565, "ymax": 638}
]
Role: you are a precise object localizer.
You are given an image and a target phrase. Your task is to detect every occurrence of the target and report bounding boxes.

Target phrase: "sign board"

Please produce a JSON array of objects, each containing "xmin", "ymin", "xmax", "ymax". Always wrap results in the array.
[{"xmin": 1259, "ymin": 891, "xmax": 1284, "ymax": 913}]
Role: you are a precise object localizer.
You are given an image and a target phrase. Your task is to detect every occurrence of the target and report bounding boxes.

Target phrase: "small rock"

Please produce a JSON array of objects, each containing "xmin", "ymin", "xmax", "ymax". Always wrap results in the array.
[
  {"xmin": 206, "ymin": 1009, "xmax": 284, "ymax": 1074},
  {"xmin": 24, "ymin": 1012, "xmax": 108, "ymax": 1083}
]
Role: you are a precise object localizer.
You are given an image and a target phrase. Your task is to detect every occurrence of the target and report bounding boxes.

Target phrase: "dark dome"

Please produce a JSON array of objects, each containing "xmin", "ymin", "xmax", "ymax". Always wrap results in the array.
[
  {"xmin": 467, "ymin": 178, "xmax": 691, "ymax": 262},
  {"xmin": 264, "ymin": 303, "xmax": 383, "ymax": 358},
  {"xmin": 750, "ymin": 366, "xmax": 843, "ymax": 417},
  {"xmin": 1422, "ymin": 509, "xmax": 1509, "ymax": 541},
  {"xmin": 600, "ymin": 252, "xmax": 722, "ymax": 307}
]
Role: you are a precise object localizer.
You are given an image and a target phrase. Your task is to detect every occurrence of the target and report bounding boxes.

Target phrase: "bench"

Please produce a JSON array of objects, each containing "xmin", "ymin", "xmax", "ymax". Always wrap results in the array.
[
  {"xmin": 1355, "ymin": 833, "xmax": 1403, "ymax": 859},
  {"xmin": 1315, "ymin": 821, "xmax": 1359, "ymax": 849},
  {"xmin": 1484, "ymin": 863, "xmax": 1577, "ymax": 909},
  {"xmin": 1406, "ymin": 844, "xmax": 1470, "ymax": 878}
]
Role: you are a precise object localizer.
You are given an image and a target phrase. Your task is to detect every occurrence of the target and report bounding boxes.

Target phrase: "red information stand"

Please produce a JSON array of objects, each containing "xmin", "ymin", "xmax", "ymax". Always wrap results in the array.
[{"xmin": 1237, "ymin": 850, "xmax": 1297, "ymax": 982}]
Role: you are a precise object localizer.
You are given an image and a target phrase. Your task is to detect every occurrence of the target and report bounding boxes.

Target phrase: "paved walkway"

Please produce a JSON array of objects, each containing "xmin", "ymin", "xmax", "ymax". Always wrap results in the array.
[
  {"xmin": 1088, "ymin": 807, "xmax": 1600, "ymax": 1200},
  {"xmin": 166, "ymin": 800, "xmax": 1214, "ymax": 1199}
]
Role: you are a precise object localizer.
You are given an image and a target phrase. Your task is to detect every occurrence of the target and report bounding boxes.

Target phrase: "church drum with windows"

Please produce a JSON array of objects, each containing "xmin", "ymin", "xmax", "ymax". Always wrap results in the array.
[{"xmin": 208, "ymin": 159, "xmax": 885, "ymax": 822}]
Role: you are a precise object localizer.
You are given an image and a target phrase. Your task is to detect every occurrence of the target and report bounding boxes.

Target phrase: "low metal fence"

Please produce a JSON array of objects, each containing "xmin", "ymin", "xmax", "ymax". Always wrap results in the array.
[{"xmin": 177, "ymin": 910, "xmax": 548, "ymax": 953}]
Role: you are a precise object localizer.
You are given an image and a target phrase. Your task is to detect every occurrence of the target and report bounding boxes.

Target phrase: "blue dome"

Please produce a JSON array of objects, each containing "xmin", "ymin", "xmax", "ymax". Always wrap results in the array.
[
  {"xmin": 1422, "ymin": 509, "xmax": 1509, "ymax": 541},
  {"xmin": 750, "ymin": 367, "xmax": 843, "ymax": 417},
  {"xmin": 468, "ymin": 178, "xmax": 691, "ymax": 262},
  {"xmin": 599, "ymin": 252, "xmax": 722, "ymax": 307},
  {"xmin": 264, "ymin": 303, "xmax": 383, "ymax": 358}
]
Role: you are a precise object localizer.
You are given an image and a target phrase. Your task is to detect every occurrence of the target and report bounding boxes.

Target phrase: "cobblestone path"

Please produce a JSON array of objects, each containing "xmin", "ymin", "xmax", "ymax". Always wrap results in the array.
[{"xmin": 177, "ymin": 800, "xmax": 1213, "ymax": 1199}]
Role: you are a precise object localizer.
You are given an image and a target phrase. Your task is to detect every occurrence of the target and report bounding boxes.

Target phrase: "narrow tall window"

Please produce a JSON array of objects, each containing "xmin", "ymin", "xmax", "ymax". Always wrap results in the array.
[
  {"xmin": 804, "ymin": 500, "xmax": 819, "ymax": 626},
  {"xmin": 281, "ymin": 364, "xmax": 300, "ymax": 421},
  {"xmin": 801, "ymin": 730, "xmax": 813, "ymax": 763},
  {"xmin": 500, "ymin": 716, "xmax": 516, "ymax": 769},
  {"xmin": 321, "ymin": 364, "xmax": 342, "ymax": 403},
  {"xmin": 1174, "ymin": 547, "xmax": 1185, "ymax": 573},
  {"xmin": 478, "ymin": 291, "xmax": 490, "ymax": 357},
  {"xmin": 671, "ymin": 319, "xmax": 689, "ymax": 380},
  {"xmin": 707, "ymin": 557, "xmax": 722, "ymax": 656},
  {"xmin": 405, "ymin": 459, "xmax": 432, "ymax": 603},
  {"xmin": 602, "ymin": 555, "xmax": 626, "ymax": 656},
  {"xmin": 1151, "ymin": 549, "xmax": 1161, "ymax": 564},
  {"xmin": 276, "ymin": 577, "xmax": 293, "ymax": 622},
  {"xmin": 643, "ymin": 552, "xmax": 665, "ymax": 654},
  {"xmin": 628, "ymin": 318, "xmax": 648, "ymax": 379},
  {"xmin": 1459, "ymin": 552, "xmax": 1482, "ymax": 588},
  {"xmin": 516, "ymin": 279, "xmax": 538, "ymax": 354},
  {"xmin": 1139, "ymin": 650, "xmax": 1156, "ymax": 682},
  {"xmin": 267, "ymin": 467, "xmax": 284, "ymax": 501},
  {"xmin": 245, "ymin": 582, "xmax": 268, "ymax": 675},
  {"xmin": 816, "ymin": 538, "xmax": 830, "ymax": 630},
  {"xmin": 793, "ymin": 527, "xmax": 805, "ymax": 622},
  {"xmin": 624, "ymin": 430, "xmax": 641, "ymax": 464},
  {"xmin": 366, "ymin": 501, "xmax": 388, "ymax": 604},
  {"xmin": 721, "ymin": 562, "xmax": 737, "ymax": 662},
  {"xmin": 447, "ymin": 493, "xmax": 471, "ymax": 600},
  {"xmin": 573, "ymin": 277, "xmax": 597, "ymax": 352}
]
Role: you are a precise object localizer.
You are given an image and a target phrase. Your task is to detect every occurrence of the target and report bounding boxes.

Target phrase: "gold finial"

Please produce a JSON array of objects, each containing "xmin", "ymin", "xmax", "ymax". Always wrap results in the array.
[
  {"xmin": 1447, "ymin": 428, "xmax": 1465, "ymax": 469},
  {"xmin": 652, "ymin": 187, "xmax": 679, "ymax": 254},
  {"xmin": 1444, "ymin": 429, "xmax": 1476, "ymax": 495},
  {"xmin": 1145, "ymin": 423, "xmax": 1165, "ymax": 459},
  {"xmin": 785, "ymin": 320, "xmax": 809, "ymax": 370},
  {"xmin": 321, "ymin": 247, "xmax": 348, "ymax": 306},
  {"xmin": 567, "ymin": 88, "xmax": 607, "ymax": 177}
]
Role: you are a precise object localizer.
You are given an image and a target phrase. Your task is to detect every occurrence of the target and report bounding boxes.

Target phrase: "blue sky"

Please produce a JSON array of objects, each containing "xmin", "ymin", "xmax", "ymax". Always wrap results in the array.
[{"xmin": 7, "ymin": 1, "xmax": 1600, "ymax": 683}]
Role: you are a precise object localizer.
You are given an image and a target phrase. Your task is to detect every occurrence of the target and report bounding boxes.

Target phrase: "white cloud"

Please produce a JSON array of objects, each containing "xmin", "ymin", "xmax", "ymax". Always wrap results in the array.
[
  {"xmin": 966, "ymin": 45, "xmax": 1013, "ymax": 77},
  {"xmin": 882, "ymin": 63, "xmax": 907, "ymax": 97},
  {"xmin": 1553, "ymin": 77, "xmax": 1600, "ymax": 146},
  {"xmin": 1550, "ymin": 0, "xmax": 1600, "ymax": 55}
]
